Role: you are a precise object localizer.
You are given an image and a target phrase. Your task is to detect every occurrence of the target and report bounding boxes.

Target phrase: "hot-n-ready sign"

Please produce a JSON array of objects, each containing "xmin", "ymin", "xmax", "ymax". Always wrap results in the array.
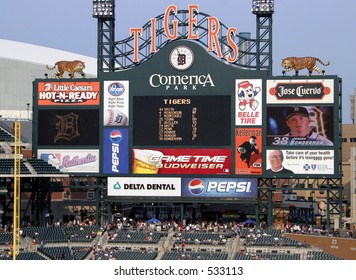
[{"xmin": 38, "ymin": 82, "xmax": 100, "ymax": 105}]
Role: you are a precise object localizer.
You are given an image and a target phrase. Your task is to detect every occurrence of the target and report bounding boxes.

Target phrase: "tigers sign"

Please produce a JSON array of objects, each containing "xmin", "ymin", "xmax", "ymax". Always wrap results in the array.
[{"xmin": 129, "ymin": 4, "xmax": 239, "ymax": 63}]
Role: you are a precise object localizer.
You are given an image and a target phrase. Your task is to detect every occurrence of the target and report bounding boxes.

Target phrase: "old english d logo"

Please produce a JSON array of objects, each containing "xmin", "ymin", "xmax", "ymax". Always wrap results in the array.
[{"xmin": 54, "ymin": 113, "xmax": 80, "ymax": 143}]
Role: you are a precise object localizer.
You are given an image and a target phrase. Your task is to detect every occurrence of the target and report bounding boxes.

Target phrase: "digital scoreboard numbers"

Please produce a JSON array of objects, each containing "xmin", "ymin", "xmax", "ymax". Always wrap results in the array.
[
  {"xmin": 158, "ymin": 107, "xmax": 185, "ymax": 141},
  {"xmin": 133, "ymin": 95, "xmax": 231, "ymax": 146}
]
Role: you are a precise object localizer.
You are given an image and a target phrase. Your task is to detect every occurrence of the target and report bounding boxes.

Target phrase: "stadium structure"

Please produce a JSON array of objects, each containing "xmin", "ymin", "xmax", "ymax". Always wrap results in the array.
[{"xmin": 0, "ymin": 1, "xmax": 355, "ymax": 260}]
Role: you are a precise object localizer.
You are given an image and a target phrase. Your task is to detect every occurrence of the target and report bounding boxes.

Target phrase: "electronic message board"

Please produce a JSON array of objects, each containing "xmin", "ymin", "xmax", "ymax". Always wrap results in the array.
[{"xmin": 133, "ymin": 95, "xmax": 231, "ymax": 146}]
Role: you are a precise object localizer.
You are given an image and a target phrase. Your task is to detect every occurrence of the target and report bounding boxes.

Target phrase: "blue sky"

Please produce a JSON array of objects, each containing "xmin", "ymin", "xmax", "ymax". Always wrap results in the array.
[{"xmin": 1, "ymin": 0, "xmax": 354, "ymax": 123}]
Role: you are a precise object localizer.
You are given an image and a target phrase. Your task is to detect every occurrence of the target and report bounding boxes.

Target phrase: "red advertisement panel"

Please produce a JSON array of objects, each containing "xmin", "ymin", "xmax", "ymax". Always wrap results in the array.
[
  {"xmin": 38, "ymin": 81, "xmax": 100, "ymax": 105},
  {"xmin": 132, "ymin": 148, "xmax": 231, "ymax": 175},
  {"xmin": 235, "ymin": 128, "xmax": 262, "ymax": 175}
]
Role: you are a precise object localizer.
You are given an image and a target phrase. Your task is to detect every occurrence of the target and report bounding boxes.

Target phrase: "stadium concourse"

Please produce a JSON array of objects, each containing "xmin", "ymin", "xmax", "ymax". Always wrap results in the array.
[{"xmin": 0, "ymin": 219, "xmax": 351, "ymax": 260}]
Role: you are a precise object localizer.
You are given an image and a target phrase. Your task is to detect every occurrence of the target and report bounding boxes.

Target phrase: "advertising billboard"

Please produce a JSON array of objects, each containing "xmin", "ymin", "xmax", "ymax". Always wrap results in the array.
[
  {"xmin": 38, "ymin": 149, "xmax": 100, "ymax": 173},
  {"xmin": 108, "ymin": 177, "xmax": 181, "ymax": 197},
  {"xmin": 181, "ymin": 178, "xmax": 258, "ymax": 198},
  {"xmin": 37, "ymin": 81, "xmax": 100, "ymax": 106}
]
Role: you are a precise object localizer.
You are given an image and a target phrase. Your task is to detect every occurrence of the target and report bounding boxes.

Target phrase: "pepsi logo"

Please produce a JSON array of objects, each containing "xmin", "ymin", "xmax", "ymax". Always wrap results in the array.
[
  {"xmin": 110, "ymin": 130, "xmax": 123, "ymax": 143},
  {"xmin": 108, "ymin": 82, "xmax": 125, "ymax": 96},
  {"xmin": 188, "ymin": 179, "xmax": 205, "ymax": 195}
]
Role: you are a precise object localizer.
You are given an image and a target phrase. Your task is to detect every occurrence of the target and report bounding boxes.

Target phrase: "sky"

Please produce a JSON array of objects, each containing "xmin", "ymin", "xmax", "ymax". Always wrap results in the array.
[{"xmin": 0, "ymin": 0, "xmax": 355, "ymax": 123}]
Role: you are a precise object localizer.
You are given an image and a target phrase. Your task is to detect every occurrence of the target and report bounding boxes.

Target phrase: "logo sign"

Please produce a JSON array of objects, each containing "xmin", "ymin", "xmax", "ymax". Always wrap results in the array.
[
  {"xmin": 104, "ymin": 128, "xmax": 129, "ymax": 174},
  {"xmin": 129, "ymin": 5, "xmax": 239, "ymax": 63},
  {"xmin": 38, "ymin": 82, "xmax": 100, "ymax": 105},
  {"xmin": 267, "ymin": 79, "xmax": 334, "ymax": 104},
  {"xmin": 107, "ymin": 177, "xmax": 181, "ymax": 197},
  {"xmin": 148, "ymin": 73, "xmax": 215, "ymax": 90},
  {"xmin": 132, "ymin": 148, "xmax": 231, "ymax": 175},
  {"xmin": 38, "ymin": 149, "xmax": 99, "ymax": 173},
  {"xmin": 104, "ymin": 80, "xmax": 129, "ymax": 125},
  {"xmin": 169, "ymin": 46, "xmax": 194, "ymax": 71},
  {"xmin": 107, "ymin": 82, "xmax": 125, "ymax": 96},
  {"xmin": 182, "ymin": 178, "xmax": 258, "ymax": 198},
  {"xmin": 235, "ymin": 79, "xmax": 262, "ymax": 126}
]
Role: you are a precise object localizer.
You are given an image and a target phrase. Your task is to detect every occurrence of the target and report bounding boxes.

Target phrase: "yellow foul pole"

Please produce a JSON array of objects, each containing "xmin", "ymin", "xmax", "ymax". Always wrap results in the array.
[{"xmin": 12, "ymin": 122, "xmax": 21, "ymax": 260}]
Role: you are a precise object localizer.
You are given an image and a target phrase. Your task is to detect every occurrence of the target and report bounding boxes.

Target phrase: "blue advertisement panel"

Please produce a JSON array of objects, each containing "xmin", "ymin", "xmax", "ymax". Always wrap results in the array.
[
  {"xmin": 103, "ymin": 128, "xmax": 129, "ymax": 174},
  {"xmin": 181, "ymin": 178, "xmax": 258, "ymax": 198}
]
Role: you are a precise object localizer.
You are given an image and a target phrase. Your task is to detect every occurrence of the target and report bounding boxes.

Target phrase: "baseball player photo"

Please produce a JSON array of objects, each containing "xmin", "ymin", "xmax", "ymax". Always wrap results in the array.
[{"xmin": 266, "ymin": 106, "xmax": 334, "ymax": 146}]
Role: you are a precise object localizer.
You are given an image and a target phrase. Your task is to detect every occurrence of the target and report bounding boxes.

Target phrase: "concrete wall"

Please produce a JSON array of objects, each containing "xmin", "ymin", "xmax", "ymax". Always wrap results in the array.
[{"xmin": 286, "ymin": 233, "xmax": 356, "ymax": 260}]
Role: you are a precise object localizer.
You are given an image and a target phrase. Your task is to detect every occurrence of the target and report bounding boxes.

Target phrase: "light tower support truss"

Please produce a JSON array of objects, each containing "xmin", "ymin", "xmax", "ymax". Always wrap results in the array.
[
  {"xmin": 97, "ymin": 18, "xmax": 115, "ymax": 74},
  {"xmin": 255, "ymin": 15, "xmax": 273, "ymax": 73}
]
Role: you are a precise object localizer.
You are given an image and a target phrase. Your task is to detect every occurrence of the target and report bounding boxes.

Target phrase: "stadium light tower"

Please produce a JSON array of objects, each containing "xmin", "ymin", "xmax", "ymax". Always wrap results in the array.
[
  {"xmin": 252, "ymin": 0, "xmax": 274, "ymax": 73},
  {"xmin": 92, "ymin": 0, "xmax": 116, "ymax": 74}
]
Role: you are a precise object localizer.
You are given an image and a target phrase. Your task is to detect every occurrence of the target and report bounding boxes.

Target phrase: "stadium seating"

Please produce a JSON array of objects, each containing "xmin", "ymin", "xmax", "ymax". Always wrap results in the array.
[
  {"xmin": 113, "ymin": 250, "xmax": 157, "ymax": 260},
  {"xmin": 306, "ymin": 251, "xmax": 344, "ymax": 260},
  {"xmin": 0, "ymin": 232, "xmax": 12, "ymax": 245},
  {"xmin": 0, "ymin": 128, "xmax": 14, "ymax": 142},
  {"xmin": 0, "ymin": 226, "xmax": 349, "ymax": 260},
  {"xmin": 108, "ymin": 231, "xmax": 167, "ymax": 244},
  {"xmin": 174, "ymin": 232, "xmax": 230, "ymax": 245},
  {"xmin": 64, "ymin": 225, "xmax": 99, "ymax": 242},
  {"xmin": 72, "ymin": 247, "xmax": 92, "ymax": 260},
  {"xmin": 16, "ymin": 251, "xmax": 47, "ymax": 260},
  {"xmin": 22, "ymin": 226, "xmax": 67, "ymax": 243},
  {"xmin": 38, "ymin": 246, "xmax": 72, "ymax": 260},
  {"xmin": 27, "ymin": 158, "xmax": 62, "ymax": 174},
  {"xmin": 161, "ymin": 251, "xmax": 228, "ymax": 260},
  {"xmin": 0, "ymin": 159, "xmax": 31, "ymax": 174}
]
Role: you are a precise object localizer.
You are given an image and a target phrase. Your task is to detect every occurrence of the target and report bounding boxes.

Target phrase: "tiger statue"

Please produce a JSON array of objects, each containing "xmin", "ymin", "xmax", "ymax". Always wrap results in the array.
[
  {"xmin": 281, "ymin": 57, "xmax": 330, "ymax": 76},
  {"xmin": 46, "ymin": 60, "xmax": 86, "ymax": 79}
]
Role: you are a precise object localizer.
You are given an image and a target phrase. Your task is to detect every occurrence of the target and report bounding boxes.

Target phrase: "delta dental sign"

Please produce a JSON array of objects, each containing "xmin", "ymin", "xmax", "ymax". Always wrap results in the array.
[{"xmin": 129, "ymin": 4, "xmax": 239, "ymax": 63}]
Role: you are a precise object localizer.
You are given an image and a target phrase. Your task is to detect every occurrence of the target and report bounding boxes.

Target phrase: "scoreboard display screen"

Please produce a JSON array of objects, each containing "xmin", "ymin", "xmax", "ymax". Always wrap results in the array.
[{"xmin": 133, "ymin": 96, "xmax": 231, "ymax": 146}]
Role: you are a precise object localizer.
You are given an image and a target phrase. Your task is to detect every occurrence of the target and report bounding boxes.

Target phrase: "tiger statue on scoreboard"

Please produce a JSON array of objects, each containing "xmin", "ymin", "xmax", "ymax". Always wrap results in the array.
[
  {"xmin": 281, "ymin": 56, "xmax": 330, "ymax": 76},
  {"xmin": 46, "ymin": 60, "xmax": 86, "ymax": 79}
]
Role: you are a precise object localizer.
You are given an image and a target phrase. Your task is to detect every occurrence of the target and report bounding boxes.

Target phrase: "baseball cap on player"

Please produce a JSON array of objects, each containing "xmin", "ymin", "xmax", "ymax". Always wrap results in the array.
[{"xmin": 286, "ymin": 106, "xmax": 309, "ymax": 120}]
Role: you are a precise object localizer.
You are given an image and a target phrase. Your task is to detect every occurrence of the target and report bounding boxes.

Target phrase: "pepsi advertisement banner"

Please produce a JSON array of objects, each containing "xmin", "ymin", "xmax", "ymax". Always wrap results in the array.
[
  {"xmin": 182, "ymin": 178, "xmax": 258, "ymax": 198},
  {"xmin": 103, "ymin": 128, "xmax": 129, "ymax": 174}
]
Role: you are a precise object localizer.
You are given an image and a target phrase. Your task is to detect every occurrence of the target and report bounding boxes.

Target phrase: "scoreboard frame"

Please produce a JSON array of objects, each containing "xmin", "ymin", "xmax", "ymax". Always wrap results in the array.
[{"xmin": 33, "ymin": 40, "xmax": 342, "ymax": 182}]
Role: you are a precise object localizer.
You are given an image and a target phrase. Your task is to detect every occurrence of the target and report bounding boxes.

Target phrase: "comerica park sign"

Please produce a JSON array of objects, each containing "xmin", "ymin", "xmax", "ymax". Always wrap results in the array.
[{"xmin": 129, "ymin": 4, "xmax": 239, "ymax": 63}]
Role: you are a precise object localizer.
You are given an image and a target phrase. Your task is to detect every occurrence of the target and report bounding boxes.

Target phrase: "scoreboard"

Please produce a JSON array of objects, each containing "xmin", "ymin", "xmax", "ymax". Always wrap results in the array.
[
  {"xmin": 33, "ymin": 40, "xmax": 341, "ymax": 198},
  {"xmin": 133, "ymin": 95, "xmax": 231, "ymax": 146}
]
